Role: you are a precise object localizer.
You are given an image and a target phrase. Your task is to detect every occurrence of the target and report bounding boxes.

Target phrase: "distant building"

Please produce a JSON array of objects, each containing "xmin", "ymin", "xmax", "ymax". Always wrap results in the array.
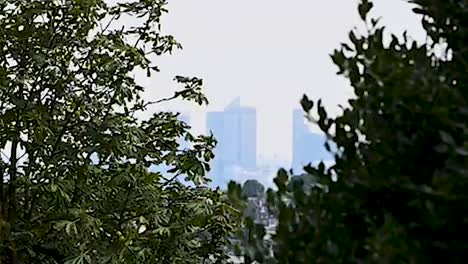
[
  {"xmin": 206, "ymin": 111, "xmax": 225, "ymax": 186},
  {"xmin": 246, "ymin": 197, "xmax": 277, "ymax": 227},
  {"xmin": 225, "ymin": 196, "xmax": 276, "ymax": 260},
  {"xmin": 206, "ymin": 98, "xmax": 257, "ymax": 187},
  {"xmin": 292, "ymin": 109, "xmax": 330, "ymax": 172},
  {"xmin": 223, "ymin": 98, "xmax": 257, "ymax": 170}
]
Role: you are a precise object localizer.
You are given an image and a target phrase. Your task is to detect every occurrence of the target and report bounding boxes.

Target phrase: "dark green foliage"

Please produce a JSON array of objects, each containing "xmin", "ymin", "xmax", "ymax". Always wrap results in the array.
[
  {"xmin": 226, "ymin": 181, "xmax": 273, "ymax": 264},
  {"xmin": 287, "ymin": 173, "xmax": 325, "ymax": 194},
  {"xmin": 0, "ymin": 1, "xmax": 240, "ymax": 263},
  {"xmin": 241, "ymin": 179, "xmax": 265, "ymax": 198},
  {"xmin": 236, "ymin": 0, "xmax": 468, "ymax": 263}
]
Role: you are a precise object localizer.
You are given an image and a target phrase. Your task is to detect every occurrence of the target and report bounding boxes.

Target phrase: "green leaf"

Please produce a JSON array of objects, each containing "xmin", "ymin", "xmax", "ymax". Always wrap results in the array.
[
  {"xmin": 358, "ymin": 0, "xmax": 374, "ymax": 21},
  {"xmin": 300, "ymin": 94, "xmax": 314, "ymax": 112},
  {"xmin": 232, "ymin": 1, "xmax": 468, "ymax": 263},
  {"xmin": 0, "ymin": 1, "xmax": 238, "ymax": 262},
  {"xmin": 439, "ymin": 131, "xmax": 455, "ymax": 145},
  {"xmin": 155, "ymin": 227, "xmax": 171, "ymax": 237}
]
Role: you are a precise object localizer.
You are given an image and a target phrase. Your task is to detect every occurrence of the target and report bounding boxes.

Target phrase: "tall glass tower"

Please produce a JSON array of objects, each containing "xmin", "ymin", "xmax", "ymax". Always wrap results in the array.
[
  {"xmin": 206, "ymin": 97, "xmax": 257, "ymax": 187},
  {"xmin": 292, "ymin": 109, "xmax": 329, "ymax": 172}
]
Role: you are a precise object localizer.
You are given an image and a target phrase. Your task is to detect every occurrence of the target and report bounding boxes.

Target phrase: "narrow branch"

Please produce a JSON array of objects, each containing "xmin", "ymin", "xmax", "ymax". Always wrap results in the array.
[
  {"xmin": 8, "ymin": 139, "xmax": 18, "ymax": 221},
  {"xmin": 50, "ymin": 102, "xmax": 82, "ymax": 157},
  {"xmin": 1, "ymin": 151, "xmax": 9, "ymax": 160},
  {"xmin": 143, "ymin": 94, "xmax": 178, "ymax": 108},
  {"xmin": 26, "ymin": 191, "xmax": 37, "ymax": 222},
  {"xmin": 133, "ymin": 8, "xmax": 154, "ymax": 49},
  {"xmin": 17, "ymin": 150, "xmax": 27, "ymax": 162},
  {"xmin": 161, "ymin": 173, "xmax": 181, "ymax": 188},
  {"xmin": 7, "ymin": 138, "xmax": 18, "ymax": 264},
  {"xmin": 0, "ymin": 163, "xmax": 4, "ymax": 216},
  {"xmin": 101, "ymin": 14, "xmax": 118, "ymax": 34}
]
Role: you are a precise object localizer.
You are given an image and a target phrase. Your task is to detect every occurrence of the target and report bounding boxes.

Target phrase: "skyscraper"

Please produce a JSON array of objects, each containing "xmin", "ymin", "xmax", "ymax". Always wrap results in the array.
[
  {"xmin": 292, "ymin": 109, "xmax": 329, "ymax": 172},
  {"xmin": 206, "ymin": 97, "xmax": 257, "ymax": 187},
  {"xmin": 223, "ymin": 98, "xmax": 257, "ymax": 169},
  {"xmin": 206, "ymin": 111, "xmax": 225, "ymax": 185}
]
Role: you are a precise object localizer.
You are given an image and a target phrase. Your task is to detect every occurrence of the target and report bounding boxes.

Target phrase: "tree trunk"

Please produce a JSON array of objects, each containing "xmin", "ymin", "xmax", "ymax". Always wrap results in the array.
[{"xmin": 7, "ymin": 139, "xmax": 18, "ymax": 264}]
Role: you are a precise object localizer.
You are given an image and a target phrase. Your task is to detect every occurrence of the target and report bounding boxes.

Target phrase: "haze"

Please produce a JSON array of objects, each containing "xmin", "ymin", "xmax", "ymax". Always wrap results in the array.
[{"xmin": 136, "ymin": 0, "xmax": 425, "ymax": 163}]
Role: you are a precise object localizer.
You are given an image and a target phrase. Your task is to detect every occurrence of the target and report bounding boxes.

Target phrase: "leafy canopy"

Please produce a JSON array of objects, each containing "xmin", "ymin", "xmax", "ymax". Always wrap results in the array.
[
  {"xmin": 241, "ymin": 179, "xmax": 265, "ymax": 198},
  {"xmin": 0, "ymin": 0, "xmax": 239, "ymax": 263},
  {"xmin": 235, "ymin": 0, "xmax": 468, "ymax": 263}
]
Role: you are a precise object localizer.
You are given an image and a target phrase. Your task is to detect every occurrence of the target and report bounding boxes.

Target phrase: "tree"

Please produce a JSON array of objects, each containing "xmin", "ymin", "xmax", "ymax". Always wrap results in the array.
[
  {"xmin": 226, "ymin": 182, "xmax": 273, "ymax": 264},
  {"xmin": 0, "ymin": 0, "xmax": 239, "ymax": 263},
  {"xmin": 287, "ymin": 173, "xmax": 325, "ymax": 194},
  {"xmin": 241, "ymin": 179, "xmax": 265, "ymax": 198},
  {"xmin": 237, "ymin": 0, "xmax": 468, "ymax": 263}
]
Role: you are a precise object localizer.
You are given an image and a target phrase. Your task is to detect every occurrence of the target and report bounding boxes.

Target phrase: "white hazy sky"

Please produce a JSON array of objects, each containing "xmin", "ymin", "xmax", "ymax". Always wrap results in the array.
[{"xmin": 136, "ymin": 0, "xmax": 425, "ymax": 162}]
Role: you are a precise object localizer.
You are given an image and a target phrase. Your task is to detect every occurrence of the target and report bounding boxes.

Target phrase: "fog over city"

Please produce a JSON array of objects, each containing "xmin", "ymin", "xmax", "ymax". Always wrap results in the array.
[
  {"xmin": 128, "ymin": 0, "xmax": 425, "ymax": 185},
  {"xmin": 137, "ymin": 0, "xmax": 424, "ymax": 156},
  {"xmin": 1, "ymin": 0, "xmax": 465, "ymax": 262}
]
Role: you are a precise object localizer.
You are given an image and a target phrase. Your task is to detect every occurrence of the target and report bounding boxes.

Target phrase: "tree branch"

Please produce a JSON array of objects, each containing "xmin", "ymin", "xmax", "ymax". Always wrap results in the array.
[
  {"xmin": 7, "ymin": 138, "xmax": 18, "ymax": 264},
  {"xmin": 142, "ymin": 94, "xmax": 178, "ymax": 109},
  {"xmin": 161, "ymin": 173, "xmax": 182, "ymax": 188},
  {"xmin": 0, "ymin": 162, "xmax": 4, "ymax": 216}
]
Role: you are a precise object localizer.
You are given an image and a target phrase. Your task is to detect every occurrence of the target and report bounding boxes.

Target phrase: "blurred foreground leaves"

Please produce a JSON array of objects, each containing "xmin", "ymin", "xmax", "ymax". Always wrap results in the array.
[
  {"xmin": 0, "ymin": 0, "xmax": 239, "ymax": 263},
  {"xmin": 232, "ymin": 0, "xmax": 468, "ymax": 263}
]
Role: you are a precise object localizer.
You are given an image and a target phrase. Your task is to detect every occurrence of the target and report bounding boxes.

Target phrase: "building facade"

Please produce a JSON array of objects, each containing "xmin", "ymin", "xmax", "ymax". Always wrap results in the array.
[
  {"xmin": 292, "ymin": 109, "xmax": 330, "ymax": 172},
  {"xmin": 206, "ymin": 98, "xmax": 257, "ymax": 187}
]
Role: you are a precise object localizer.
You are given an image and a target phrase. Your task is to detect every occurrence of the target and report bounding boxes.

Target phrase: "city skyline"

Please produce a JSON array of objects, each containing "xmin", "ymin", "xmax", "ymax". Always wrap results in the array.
[
  {"xmin": 181, "ymin": 103, "xmax": 332, "ymax": 164},
  {"xmin": 135, "ymin": 0, "xmax": 425, "ymax": 162},
  {"xmin": 192, "ymin": 98, "xmax": 334, "ymax": 186}
]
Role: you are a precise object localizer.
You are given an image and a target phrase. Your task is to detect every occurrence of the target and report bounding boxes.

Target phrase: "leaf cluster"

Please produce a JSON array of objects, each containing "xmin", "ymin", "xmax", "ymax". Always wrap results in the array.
[
  {"xmin": 236, "ymin": 0, "xmax": 468, "ymax": 263},
  {"xmin": 0, "ymin": 0, "xmax": 239, "ymax": 263}
]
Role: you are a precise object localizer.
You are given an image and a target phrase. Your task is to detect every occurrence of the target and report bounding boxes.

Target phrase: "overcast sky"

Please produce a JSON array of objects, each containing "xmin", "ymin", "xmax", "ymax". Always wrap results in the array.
[{"xmin": 136, "ymin": 0, "xmax": 425, "ymax": 162}]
